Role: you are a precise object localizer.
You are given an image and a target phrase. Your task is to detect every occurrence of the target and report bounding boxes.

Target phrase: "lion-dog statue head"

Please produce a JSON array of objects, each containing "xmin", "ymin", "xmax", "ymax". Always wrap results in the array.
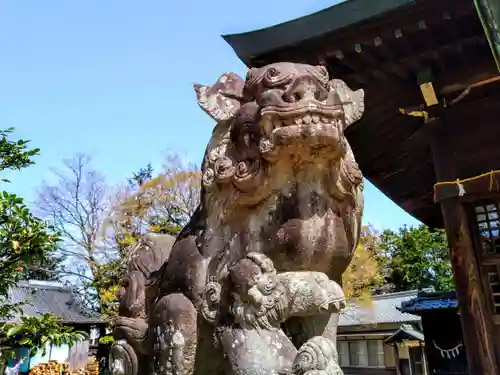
[{"xmin": 194, "ymin": 63, "xmax": 364, "ymax": 292}]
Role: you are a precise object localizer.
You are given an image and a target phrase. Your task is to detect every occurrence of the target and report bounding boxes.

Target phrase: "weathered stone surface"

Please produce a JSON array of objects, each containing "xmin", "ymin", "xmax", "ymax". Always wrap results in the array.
[
  {"xmin": 228, "ymin": 253, "xmax": 346, "ymax": 330},
  {"xmin": 111, "ymin": 233, "xmax": 175, "ymax": 375},
  {"xmin": 112, "ymin": 62, "xmax": 365, "ymax": 375}
]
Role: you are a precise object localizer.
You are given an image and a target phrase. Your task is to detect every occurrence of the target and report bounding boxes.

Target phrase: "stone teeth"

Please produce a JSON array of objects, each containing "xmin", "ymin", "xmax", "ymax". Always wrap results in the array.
[
  {"xmin": 262, "ymin": 120, "xmax": 273, "ymax": 135},
  {"xmin": 272, "ymin": 114, "xmax": 334, "ymax": 127}
]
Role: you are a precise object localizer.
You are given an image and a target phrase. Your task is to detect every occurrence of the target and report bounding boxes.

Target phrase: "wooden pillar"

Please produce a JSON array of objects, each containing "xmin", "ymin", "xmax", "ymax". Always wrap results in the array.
[
  {"xmin": 393, "ymin": 344, "xmax": 402, "ymax": 375},
  {"xmin": 420, "ymin": 342, "xmax": 428, "ymax": 375},
  {"xmin": 430, "ymin": 118, "xmax": 500, "ymax": 375}
]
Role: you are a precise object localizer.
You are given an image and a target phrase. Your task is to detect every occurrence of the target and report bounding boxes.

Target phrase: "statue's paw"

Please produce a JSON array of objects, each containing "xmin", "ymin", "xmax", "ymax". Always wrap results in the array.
[
  {"xmin": 319, "ymin": 279, "xmax": 346, "ymax": 313},
  {"xmin": 319, "ymin": 298, "xmax": 346, "ymax": 314},
  {"xmin": 113, "ymin": 317, "xmax": 148, "ymax": 353},
  {"xmin": 278, "ymin": 272, "xmax": 346, "ymax": 317},
  {"xmin": 292, "ymin": 337, "xmax": 343, "ymax": 375},
  {"xmin": 311, "ymin": 272, "xmax": 346, "ymax": 312}
]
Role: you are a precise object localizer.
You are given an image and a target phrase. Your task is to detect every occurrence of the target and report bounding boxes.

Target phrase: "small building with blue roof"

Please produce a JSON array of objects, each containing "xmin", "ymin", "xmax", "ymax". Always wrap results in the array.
[{"xmin": 400, "ymin": 291, "xmax": 467, "ymax": 375}]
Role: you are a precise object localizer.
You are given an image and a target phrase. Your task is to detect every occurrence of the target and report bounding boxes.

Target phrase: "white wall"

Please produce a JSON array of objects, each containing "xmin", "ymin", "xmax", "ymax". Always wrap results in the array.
[{"xmin": 29, "ymin": 344, "xmax": 70, "ymax": 369}]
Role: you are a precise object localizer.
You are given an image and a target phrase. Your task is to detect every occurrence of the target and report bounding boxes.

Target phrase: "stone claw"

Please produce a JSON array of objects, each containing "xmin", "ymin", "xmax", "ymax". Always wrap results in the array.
[
  {"xmin": 319, "ymin": 297, "xmax": 346, "ymax": 313},
  {"xmin": 293, "ymin": 336, "xmax": 343, "ymax": 375}
]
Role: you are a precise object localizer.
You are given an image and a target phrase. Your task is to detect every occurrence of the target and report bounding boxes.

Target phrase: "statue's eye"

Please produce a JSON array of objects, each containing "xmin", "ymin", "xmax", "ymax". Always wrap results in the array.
[
  {"xmin": 268, "ymin": 68, "xmax": 278, "ymax": 77},
  {"xmin": 264, "ymin": 67, "xmax": 293, "ymax": 87},
  {"xmin": 318, "ymin": 65, "xmax": 328, "ymax": 76}
]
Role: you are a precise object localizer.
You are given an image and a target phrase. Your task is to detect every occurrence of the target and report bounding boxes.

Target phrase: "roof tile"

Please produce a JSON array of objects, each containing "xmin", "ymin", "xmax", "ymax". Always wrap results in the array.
[
  {"xmin": 340, "ymin": 290, "xmax": 420, "ymax": 326},
  {"xmin": 399, "ymin": 290, "xmax": 457, "ymax": 313},
  {"xmin": 7, "ymin": 280, "xmax": 103, "ymax": 324}
]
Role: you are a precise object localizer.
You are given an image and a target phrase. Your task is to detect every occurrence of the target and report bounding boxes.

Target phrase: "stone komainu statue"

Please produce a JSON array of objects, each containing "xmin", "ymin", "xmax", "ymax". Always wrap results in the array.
[
  {"xmin": 111, "ymin": 62, "xmax": 365, "ymax": 375},
  {"xmin": 111, "ymin": 233, "xmax": 175, "ymax": 375}
]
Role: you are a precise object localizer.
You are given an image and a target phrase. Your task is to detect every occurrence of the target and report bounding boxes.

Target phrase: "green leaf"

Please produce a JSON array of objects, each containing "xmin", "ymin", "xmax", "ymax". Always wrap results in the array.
[
  {"xmin": 6, "ymin": 325, "xmax": 20, "ymax": 337},
  {"xmin": 18, "ymin": 337, "xmax": 31, "ymax": 345},
  {"xmin": 0, "ymin": 128, "xmax": 75, "ymax": 352}
]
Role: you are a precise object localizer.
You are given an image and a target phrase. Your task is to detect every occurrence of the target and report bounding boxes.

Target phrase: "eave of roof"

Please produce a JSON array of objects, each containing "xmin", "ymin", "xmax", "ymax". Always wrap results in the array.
[
  {"xmin": 222, "ymin": 0, "xmax": 498, "ymax": 228},
  {"xmin": 223, "ymin": 0, "xmax": 418, "ymax": 66},
  {"xmin": 399, "ymin": 290, "xmax": 458, "ymax": 314},
  {"xmin": 384, "ymin": 324, "xmax": 425, "ymax": 344}
]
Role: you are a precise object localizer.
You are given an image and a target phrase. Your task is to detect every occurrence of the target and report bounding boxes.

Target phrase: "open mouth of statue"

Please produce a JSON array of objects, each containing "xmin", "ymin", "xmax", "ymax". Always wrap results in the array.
[
  {"xmin": 321, "ymin": 296, "xmax": 347, "ymax": 313},
  {"xmin": 260, "ymin": 103, "xmax": 344, "ymax": 146}
]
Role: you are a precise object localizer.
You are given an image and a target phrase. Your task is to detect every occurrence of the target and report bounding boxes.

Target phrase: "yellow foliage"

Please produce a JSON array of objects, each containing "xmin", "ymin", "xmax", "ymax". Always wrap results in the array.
[
  {"xmin": 100, "ymin": 285, "xmax": 119, "ymax": 305},
  {"xmin": 108, "ymin": 153, "xmax": 201, "ymax": 241},
  {"xmin": 342, "ymin": 226, "xmax": 383, "ymax": 304}
]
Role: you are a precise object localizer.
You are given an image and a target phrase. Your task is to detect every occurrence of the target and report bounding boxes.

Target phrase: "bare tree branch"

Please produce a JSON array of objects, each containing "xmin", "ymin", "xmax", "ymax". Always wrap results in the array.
[{"xmin": 35, "ymin": 153, "xmax": 115, "ymax": 310}]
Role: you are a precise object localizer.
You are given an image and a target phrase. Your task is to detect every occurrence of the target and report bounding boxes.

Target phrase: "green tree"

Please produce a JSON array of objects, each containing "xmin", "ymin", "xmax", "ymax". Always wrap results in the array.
[
  {"xmin": 379, "ymin": 224, "xmax": 454, "ymax": 292},
  {"xmin": 21, "ymin": 251, "xmax": 65, "ymax": 281},
  {"xmin": 0, "ymin": 128, "xmax": 86, "ymax": 358}
]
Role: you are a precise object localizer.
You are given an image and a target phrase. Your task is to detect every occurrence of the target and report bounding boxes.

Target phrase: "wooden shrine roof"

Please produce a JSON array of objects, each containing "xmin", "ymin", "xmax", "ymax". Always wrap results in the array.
[{"xmin": 224, "ymin": 0, "xmax": 500, "ymax": 227}]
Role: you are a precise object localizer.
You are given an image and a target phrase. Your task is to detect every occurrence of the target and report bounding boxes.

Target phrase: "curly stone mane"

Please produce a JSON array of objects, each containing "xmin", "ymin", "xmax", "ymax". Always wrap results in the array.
[{"xmin": 228, "ymin": 253, "xmax": 288, "ymax": 330}]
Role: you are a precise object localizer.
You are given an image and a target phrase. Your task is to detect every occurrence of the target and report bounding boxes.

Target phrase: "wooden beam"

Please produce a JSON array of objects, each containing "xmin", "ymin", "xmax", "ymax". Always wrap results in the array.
[
  {"xmin": 441, "ymin": 13, "xmax": 469, "ymax": 67},
  {"xmin": 391, "ymin": 36, "xmax": 482, "ymax": 77},
  {"xmin": 322, "ymin": 55, "xmax": 366, "ymax": 86},
  {"xmin": 393, "ymin": 30, "xmax": 421, "ymax": 72},
  {"xmin": 393, "ymin": 344, "xmax": 402, "ymax": 375},
  {"xmin": 430, "ymin": 118, "xmax": 500, "ymax": 375},
  {"xmin": 434, "ymin": 170, "xmax": 500, "ymax": 202},
  {"xmin": 414, "ymin": 19, "xmax": 448, "ymax": 75},
  {"xmin": 441, "ymin": 74, "xmax": 500, "ymax": 95},
  {"xmin": 373, "ymin": 37, "xmax": 410, "ymax": 81},
  {"xmin": 420, "ymin": 341, "xmax": 429, "ymax": 375},
  {"xmin": 352, "ymin": 44, "xmax": 393, "ymax": 81}
]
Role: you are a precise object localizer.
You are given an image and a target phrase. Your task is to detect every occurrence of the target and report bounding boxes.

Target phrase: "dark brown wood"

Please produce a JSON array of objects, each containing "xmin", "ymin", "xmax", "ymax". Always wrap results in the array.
[
  {"xmin": 418, "ymin": 310, "xmax": 469, "ymax": 374},
  {"xmin": 226, "ymin": 0, "xmax": 500, "ymax": 229},
  {"xmin": 420, "ymin": 343, "xmax": 428, "ymax": 375},
  {"xmin": 434, "ymin": 170, "xmax": 500, "ymax": 202},
  {"xmin": 431, "ymin": 118, "xmax": 500, "ymax": 375},
  {"xmin": 439, "ymin": 65, "xmax": 499, "ymax": 94},
  {"xmin": 393, "ymin": 344, "xmax": 401, "ymax": 375}
]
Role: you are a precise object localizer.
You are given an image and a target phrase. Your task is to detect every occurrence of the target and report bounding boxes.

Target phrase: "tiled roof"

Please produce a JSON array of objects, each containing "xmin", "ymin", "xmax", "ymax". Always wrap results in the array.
[
  {"xmin": 6, "ymin": 280, "xmax": 103, "ymax": 324},
  {"xmin": 339, "ymin": 290, "xmax": 420, "ymax": 326},
  {"xmin": 399, "ymin": 290, "xmax": 457, "ymax": 314},
  {"xmin": 384, "ymin": 324, "xmax": 424, "ymax": 344}
]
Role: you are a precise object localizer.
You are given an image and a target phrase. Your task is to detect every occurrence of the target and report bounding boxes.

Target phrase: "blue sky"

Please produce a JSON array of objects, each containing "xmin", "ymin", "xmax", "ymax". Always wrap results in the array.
[{"xmin": 0, "ymin": 0, "xmax": 420, "ymax": 230}]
